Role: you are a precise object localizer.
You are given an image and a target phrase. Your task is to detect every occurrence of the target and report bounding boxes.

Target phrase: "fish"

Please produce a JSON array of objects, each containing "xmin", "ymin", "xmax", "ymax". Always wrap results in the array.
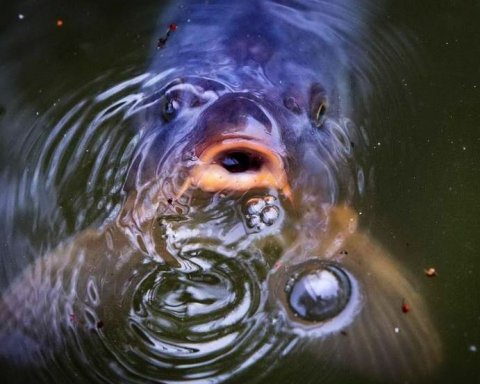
[{"xmin": 0, "ymin": 0, "xmax": 442, "ymax": 383}]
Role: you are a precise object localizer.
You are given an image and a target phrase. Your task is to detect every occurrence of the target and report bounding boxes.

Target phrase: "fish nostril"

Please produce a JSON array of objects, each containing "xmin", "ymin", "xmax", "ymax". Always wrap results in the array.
[{"xmin": 216, "ymin": 151, "xmax": 264, "ymax": 173}]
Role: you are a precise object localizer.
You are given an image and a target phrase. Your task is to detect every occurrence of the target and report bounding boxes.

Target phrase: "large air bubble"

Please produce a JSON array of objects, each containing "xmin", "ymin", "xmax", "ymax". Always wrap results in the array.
[{"xmin": 286, "ymin": 264, "xmax": 351, "ymax": 322}]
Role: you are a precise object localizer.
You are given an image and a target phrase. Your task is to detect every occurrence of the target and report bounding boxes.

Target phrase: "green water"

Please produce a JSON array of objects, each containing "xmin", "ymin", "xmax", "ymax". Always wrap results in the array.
[
  {"xmin": 372, "ymin": 1, "xmax": 480, "ymax": 381},
  {"xmin": 0, "ymin": 0, "xmax": 479, "ymax": 382}
]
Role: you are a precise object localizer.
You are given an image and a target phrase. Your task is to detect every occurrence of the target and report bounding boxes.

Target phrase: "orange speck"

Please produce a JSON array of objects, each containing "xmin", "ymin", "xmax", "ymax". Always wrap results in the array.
[
  {"xmin": 402, "ymin": 299, "xmax": 411, "ymax": 314},
  {"xmin": 424, "ymin": 267, "xmax": 437, "ymax": 277},
  {"xmin": 56, "ymin": 19, "xmax": 64, "ymax": 28}
]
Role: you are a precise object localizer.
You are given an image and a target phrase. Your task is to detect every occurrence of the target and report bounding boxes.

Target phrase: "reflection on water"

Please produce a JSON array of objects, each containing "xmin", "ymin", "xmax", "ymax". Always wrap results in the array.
[
  {"xmin": 1, "ymin": 0, "xmax": 478, "ymax": 383},
  {"xmin": 99, "ymin": 249, "xmax": 289, "ymax": 383}
]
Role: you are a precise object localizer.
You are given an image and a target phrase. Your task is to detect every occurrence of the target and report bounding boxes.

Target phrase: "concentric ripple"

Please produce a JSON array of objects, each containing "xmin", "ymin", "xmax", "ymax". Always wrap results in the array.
[
  {"xmin": 0, "ymin": 66, "xmax": 188, "ymax": 280},
  {"xmin": 1, "ymin": 69, "xmax": 144, "ymax": 252},
  {"xmin": 89, "ymin": 249, "xmax": 294, "ymax": 383}
]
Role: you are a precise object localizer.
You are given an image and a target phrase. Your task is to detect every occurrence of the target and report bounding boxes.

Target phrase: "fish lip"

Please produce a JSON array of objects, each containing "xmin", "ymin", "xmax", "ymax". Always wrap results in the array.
[
  {"xmin": 176, "ymin": 135, "xmax": 292, "ymax": 200},
  {"xmin": 196, "ymin": 135, "xmax": 285, "ymax": 177}
]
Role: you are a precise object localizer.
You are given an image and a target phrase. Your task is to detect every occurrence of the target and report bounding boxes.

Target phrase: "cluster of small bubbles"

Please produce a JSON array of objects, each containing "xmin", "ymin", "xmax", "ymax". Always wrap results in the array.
[{"xmin": 244, "ymin": 195, "xmax": 280, "ymax": 231}]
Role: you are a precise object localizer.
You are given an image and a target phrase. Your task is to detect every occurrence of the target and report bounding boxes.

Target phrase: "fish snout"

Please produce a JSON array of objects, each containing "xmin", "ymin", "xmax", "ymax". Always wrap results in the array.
[{"xmin": 177, "ymin": 94, "xmax": 292, "ymax": 199}]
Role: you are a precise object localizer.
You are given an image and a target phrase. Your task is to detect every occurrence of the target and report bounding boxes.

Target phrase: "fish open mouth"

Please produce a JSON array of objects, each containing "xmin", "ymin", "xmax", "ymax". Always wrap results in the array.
[{"xmin": 177, "ymin": 138, "xmax": 292, "ymax": 200}]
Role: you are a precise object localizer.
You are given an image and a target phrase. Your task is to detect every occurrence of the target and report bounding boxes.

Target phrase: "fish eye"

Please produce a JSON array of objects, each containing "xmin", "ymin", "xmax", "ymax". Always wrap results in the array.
[
  {"xmin": 160, "ymin": 86, "xmax": 209, "ymax": 123},
  {"xmin": 313, "ymin": 102, "xmax": 327, "ymax": 127},
  {"xmin": 310, "ymin": 84, "xmax": 328, "ymax": 128},
  {"xmin": 161, "ymin": 95, "xmax": 179, "ymax": 122}
]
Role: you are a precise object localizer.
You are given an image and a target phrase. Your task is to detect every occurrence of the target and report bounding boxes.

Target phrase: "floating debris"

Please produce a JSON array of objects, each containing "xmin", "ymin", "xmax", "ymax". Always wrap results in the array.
[
  {"xmin": 157, "ymin": 23, "xmax": 178, "ymax": 49},
  {"xmin": 56, "ymin": 19, "xmax": 64, "ymax": 28},
  {"xmin": 401, "ymin": 299, "xmax": 410, "ymax": 314},
  {"xmin": 424, "ymin": 267, "xmax": 437, "ymax": 277}
]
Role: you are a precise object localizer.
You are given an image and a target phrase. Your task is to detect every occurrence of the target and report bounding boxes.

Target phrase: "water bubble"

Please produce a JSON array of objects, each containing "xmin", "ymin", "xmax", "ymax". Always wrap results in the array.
[
  {"xmin": 287, "ymin": 263, "xmax": 352, "ymax": 323},
  {"xmin": 246, "ymin": 214, "xmax": 263, "ymax": 229},
  {"xmin": 261, "ymin": 205, "xmax": 279, "ymax": 226},
  {"xmin": 246, "ymin": 197, "xmax": 266, "ymax": 215}
]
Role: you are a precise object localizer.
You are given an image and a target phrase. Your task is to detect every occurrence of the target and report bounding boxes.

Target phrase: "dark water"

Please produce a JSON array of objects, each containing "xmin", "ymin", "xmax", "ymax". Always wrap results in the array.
[
  {"xmin": 0, "ymin": 0, "xmax": 479, "ymax": 383},
  {"xmin": 371, "ymin": 2, "xmax": 480, "ymax": 382}
]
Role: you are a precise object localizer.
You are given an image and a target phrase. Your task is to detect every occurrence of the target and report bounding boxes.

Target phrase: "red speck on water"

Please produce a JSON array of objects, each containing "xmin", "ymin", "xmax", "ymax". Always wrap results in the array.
[
  {"xmin": 56, "ymin": 19, "xmax": 64, "ymax": 28},
  {"xmin": 157, "ymin": 23, "xmax": 178, "ymax": 49},
  {"xmin": 401, "ymin": 300, "xmax": 411, "ymax": 314}
]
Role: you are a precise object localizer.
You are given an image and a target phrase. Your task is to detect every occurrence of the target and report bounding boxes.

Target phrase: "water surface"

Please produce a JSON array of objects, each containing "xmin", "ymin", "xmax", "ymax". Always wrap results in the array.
[{"xmin": 0, "ymin": 0, "xmax": 479, "ymax": 383}]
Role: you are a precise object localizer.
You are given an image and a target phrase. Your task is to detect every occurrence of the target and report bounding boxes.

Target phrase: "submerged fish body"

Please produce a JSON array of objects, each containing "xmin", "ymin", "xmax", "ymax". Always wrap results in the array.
[{"xmin": 0, "ymin": 1, "xmax": 441, "ymax": 383}]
